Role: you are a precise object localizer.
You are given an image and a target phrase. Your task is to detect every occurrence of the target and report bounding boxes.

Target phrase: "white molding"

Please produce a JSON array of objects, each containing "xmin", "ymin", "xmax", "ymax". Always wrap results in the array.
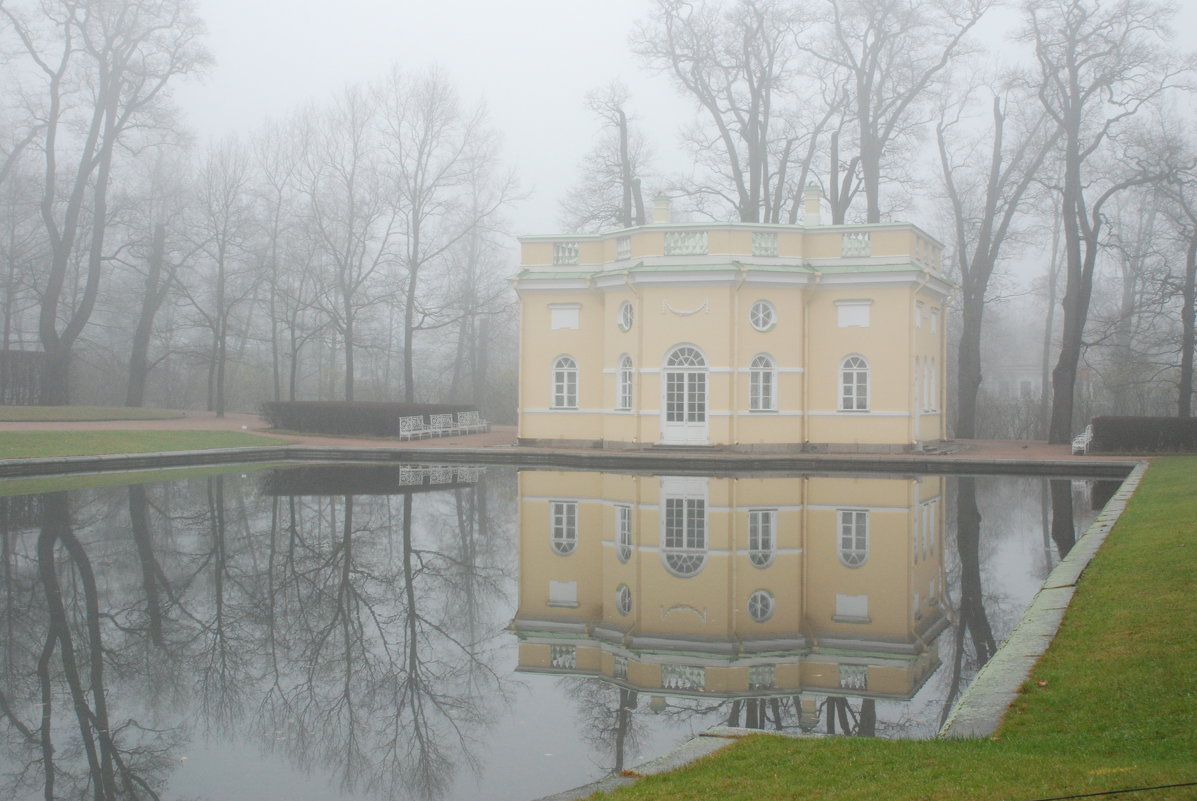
[
  {"xmin": 522, "ymin": 408, "xmax": 605, "ymax": 415},
  {"xmin": 735, "ymin": 410, "xmax": 804, "ymax": 417},
  {"xmin": 809, "ymin": 504, "xmax": 908, "ymax": 513},
  {"xmin": 808, "ymin": 410, "xmax": 911, "ymax": 418},
  {"xmin": 735, "ymin": 366, "xmax": 805, "ymax": 374}
]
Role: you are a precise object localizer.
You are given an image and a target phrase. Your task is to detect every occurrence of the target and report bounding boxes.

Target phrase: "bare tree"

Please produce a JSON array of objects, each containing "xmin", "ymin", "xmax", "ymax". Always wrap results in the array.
[
  {"xmin": 1025, "ymin": 0, "xmax": 1190, "ymax": 442},
  {"xmin": 938, "ymin": 85, "xmax": 1051, "ymax": 438},
  {"xmin": 0, "ymin": 0, "xmax": 209, "ymax": 403},
  {"xmin": 560, "ymin": 82, "xmax": 652, "ymax": 232},
  {"xmin": 1164, "ymin": 166, "xmax": 1197, "ymax": 417},
  {"xmin": 633, "ymin": 0, "xmax": 808, "ymax": 222},
  {"xmin": 179, "ymin": 138, "xmax": 260, "ymax": 416},
  {"xmin": 813, "ymin": 0, "xmax": 991, "ymax": 223},
  {"xmin": 251, "ymin": 114, "xmax": 309, "ymax": 402},
  {"xmin": 378, "ymin": 67, "xmax": 514, "ymax": 403},
  {"xmin": 116, "ymin": 150, "xmax": 195, "ymax": 407},
  {"xmin": 302, "ymin": 88, "xmax": 396, "ymax": 402}
]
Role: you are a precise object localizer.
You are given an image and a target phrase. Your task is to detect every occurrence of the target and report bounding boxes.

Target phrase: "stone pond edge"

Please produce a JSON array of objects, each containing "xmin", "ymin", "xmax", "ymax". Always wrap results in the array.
[{"xmin": 936, "ymin": 459, "xmax": 1148, "ymax": 738}]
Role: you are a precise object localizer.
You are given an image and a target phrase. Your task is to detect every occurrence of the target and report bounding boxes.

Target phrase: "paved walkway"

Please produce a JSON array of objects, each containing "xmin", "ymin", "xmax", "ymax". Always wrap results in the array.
[{"xmin": 0, "ymin": 410, "xmax": 1132, "ymax": 464}]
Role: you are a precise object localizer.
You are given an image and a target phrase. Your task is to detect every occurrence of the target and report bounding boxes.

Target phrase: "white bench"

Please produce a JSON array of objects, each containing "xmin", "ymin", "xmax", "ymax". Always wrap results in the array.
[
  {"xmin": 398, "ymin": 411, "xmax": 489, "ymax": 440},
  {"xmin": 1072, "ymin": 424, "xmax": 1094, "ymax": 455}
]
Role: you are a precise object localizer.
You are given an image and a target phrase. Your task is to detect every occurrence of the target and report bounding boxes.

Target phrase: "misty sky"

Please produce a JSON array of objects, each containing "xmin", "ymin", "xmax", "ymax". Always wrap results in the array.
[
  {"xmin": 174, "ymin": 0, "xmax": 689, "ymax": 236},
  {"xmin": 174, "ymin": 0, "xmax": 1197, "ymax": 242}
]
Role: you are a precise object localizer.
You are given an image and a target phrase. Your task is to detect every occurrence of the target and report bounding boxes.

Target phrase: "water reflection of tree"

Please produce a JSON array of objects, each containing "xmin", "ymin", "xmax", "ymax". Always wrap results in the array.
[
  {"xmin": 0, "ymin": 470, "xmax": 515, "ymax": 801},
  {"xmin": 1048, "ymin": 479, "xmax": 1076, "ymax": 559},
  {"xmin": 243, "ymin": 482, "xmax": 512, "ymax": 800},
  {"xmin": 559, "ymin": 678, "xmax": 885, "ymax": 771},
  {"xmin": 0, "ymin": 491, "xmax": 184, "ymax": 800},
  {"xmin": 939, "ymin": 477, "xmax": 998, "ymax": 728}
]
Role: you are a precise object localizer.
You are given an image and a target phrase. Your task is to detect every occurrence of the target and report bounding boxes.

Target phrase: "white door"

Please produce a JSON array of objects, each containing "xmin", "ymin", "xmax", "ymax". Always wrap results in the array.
[{"xmin": 661, "ymin": 346, "xmax": 708, "ymax": 444}]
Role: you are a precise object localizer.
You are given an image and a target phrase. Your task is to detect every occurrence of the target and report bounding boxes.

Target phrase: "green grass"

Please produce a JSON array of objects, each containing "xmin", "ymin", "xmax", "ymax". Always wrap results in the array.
[
  {"xmin": 0, "ymin": 430, "xmax": 288, "ymax": 460},
  {"xmin": 0, "ymin": 405, "xmax": 185, "ymax": 422},
  {"xmin": 593, "ymin": 457, "xmax": 1197, "ymax": 801}
]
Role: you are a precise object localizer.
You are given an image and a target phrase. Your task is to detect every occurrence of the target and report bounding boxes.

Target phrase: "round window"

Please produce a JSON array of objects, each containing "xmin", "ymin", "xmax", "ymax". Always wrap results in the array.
[
  {"xmin": 749, "ymin": 300, "xmax": 775, "ymax": 332},
  {"xmin": 747, "ymin": 589, "xmax": 774, "ymax": 622},
  {"xmin": 616, "ymin": 584, "xmax": 632, "ymax": 616},
  {"xmin": 619, "ymin": 301, "xmax": 634, "ymax": 331}
]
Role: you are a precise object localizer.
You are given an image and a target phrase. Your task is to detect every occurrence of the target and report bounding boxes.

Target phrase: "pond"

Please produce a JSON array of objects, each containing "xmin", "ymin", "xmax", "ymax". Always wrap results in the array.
[{"xmin": 0, "ymin": 463, "xmax": 1114, "ymax": 801}]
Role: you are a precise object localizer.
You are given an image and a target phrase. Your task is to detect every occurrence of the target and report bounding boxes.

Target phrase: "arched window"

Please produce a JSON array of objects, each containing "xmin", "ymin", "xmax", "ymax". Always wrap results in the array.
[
  {"xmin": 617, "ymin": 355, "xmax": 633, "ymax": 410},
  {"xmin": 662, "ymin": 495, "xmax": 707, "ymax": 577},
  {"xmin": 839, "ymin": 355, "xmax": 869, "ymax": 411},
  {"xmin": 552, "ymin": 356, "xmax": 577, "ymax": 409},
  {"xmin": 616, "ymin": 505, "xmax": 632, "ymax": 563},
  {"xmin": 664, "ymin": 346, "xmax": 707, "ymax": 424},
  {"xmin": 838, "ymin": 509, "xmax": 868, "ymax": 567},
  {"xmin": 667, "ymin": 346, "xmax": 705, "ymax": 368},
  {"xmin": 551, "ymin": 501, "xmax": 577, "ymax": 555},
  {"xmin": 749, "ymin": 300, "xmax": 776, "ymax": 331},
  {"xmin": 749, "ymin": 354, "xmax": 776, "ymax": 411},
  {"xmin": 748, "ymin": 509, "xmax": 776, "ymax": 568},
  {"xmin": 747, "ymin": 589, "xmax": 774, "ymax": 622}
]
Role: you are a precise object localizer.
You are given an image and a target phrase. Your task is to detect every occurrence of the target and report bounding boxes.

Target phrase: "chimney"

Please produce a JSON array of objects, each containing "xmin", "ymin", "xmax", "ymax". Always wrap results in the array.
[
  {"xmin": 652, "ymin": 194, "xmax": 672, "ymax": 224},
  {"xmin": 804, "ymin": 183, "xmax": 822, "ymax": 226}
]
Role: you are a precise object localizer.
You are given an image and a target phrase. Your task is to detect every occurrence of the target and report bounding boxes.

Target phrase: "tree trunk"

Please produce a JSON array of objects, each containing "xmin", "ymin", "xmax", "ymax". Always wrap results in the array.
[
  {"xmin": 1039, "ymin": 223, "xmax": 1062, "ymax": 438},
  {"xmin": 954, "ymin": 294, "xmax": 985, "ymax": 439},
  {"xmin": 126, "ymin": 224, "xmax": 166, "ymax": 407},
  {"xmin": 343, "ymin": 311, "xmax": 355, "ymax": 402},
  {"xmin": 1049, "ymin": 479, "xmax": 1075, "ymax": 559},
  {"xmin": 39, "ymin": 344, "xmax": 71, "ymax": 406},
  {"xmin": 1179, "ymin": 235, "xmax": 1196, "ymax": 417}
]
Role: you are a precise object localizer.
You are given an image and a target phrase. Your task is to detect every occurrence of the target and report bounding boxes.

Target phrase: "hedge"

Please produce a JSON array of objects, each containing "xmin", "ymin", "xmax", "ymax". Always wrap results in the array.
[
  {"xmin": 260, "ymin": 401, "xmax": 479, "ymax": 437},
  {"xmin": 1090, "ymin": 415, "xmax": 1197, "ymax": 453}
]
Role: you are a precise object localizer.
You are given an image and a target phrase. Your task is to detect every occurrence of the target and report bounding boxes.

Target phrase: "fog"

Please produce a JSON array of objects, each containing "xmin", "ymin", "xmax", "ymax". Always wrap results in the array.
[{"xmin": 2, "ymin": 0, "xmax": 1195, "ymax": 436}]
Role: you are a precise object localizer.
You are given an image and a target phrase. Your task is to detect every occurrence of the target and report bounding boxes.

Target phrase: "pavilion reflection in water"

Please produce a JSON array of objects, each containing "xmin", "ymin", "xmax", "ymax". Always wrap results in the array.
[{"xmin": 512, "ymin": 470, "xmax": 948, "ymax": 735}]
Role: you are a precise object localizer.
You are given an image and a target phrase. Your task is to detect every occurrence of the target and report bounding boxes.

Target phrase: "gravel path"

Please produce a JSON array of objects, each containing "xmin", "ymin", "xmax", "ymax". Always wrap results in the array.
[{"xmin": 0, "ymin": 410, "xmax": 1130, "ymax": 463}]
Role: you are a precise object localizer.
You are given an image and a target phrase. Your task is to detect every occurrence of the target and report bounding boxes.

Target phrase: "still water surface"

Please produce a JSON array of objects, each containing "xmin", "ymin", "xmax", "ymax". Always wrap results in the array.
[{"xmin": 0, "ymin": 464, "xmax": 1108, "ymax": 801}]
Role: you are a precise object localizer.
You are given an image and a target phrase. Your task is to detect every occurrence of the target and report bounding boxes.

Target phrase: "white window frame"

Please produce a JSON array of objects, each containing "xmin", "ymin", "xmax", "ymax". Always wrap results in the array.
[
  {"xmin": 837, "ymin": 509, "xmax": 869, "ymax": 567},
  {"xmin": 617, "ymin": 354, "xmax": 633, "ymax": 410},
  {"xmin": 749, "ymin": 299, "xmax": 776, "ymax": 332},
  {"xmin": 836, "ymin": 299, "xmax": 872, "ymax": 328},
  {"xmin": 664, "ymin": 345, "xmax": 707, "ymax": 424},
  {"xmin": 839, "ymin": 355, "xmax": 869, "ymax": 411},
  {"xmin": 747, "ymin": 589, "xmax": 774, "ymax": 622},
  {"xmin": 615, "ymin": 584, "xmax": 632, "ymax": 616},
  {"xmin": 749, "ymin": 354, "xmax": 776, "ymax": 411},
  {"xmin": 748, "ymin": 509, "xmax": 776, "ymax": 568},
  {"xmin": 618, "ymin": 300, "xmax": 634, "ymax": 331},
  {"xmin": 661, "ymin": 478, "xmax": 708, "ymax": 577},
  {"xmin": 552, "ymin": 355, "xmax": 578, "ymax": 409},
  {"xmin": 616, "ymin": 504, "xmax": 632, "ymax": 563},
  {"xmin": 551, "ymin": 501, "xmax": 578, "ymax": 555},
  {"xmin": 549, "ymin": 303, "xmax": 580, "ymax": 330}
]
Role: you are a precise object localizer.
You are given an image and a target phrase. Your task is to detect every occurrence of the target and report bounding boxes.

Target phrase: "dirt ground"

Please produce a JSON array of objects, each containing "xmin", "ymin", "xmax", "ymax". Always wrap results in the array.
[{"xmin": 0, "ymin": 410, "xmax": 1133, "ymax": 464}]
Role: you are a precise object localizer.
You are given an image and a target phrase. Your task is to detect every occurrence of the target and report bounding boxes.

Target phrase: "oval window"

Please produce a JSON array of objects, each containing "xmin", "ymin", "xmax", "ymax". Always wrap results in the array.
[{"xmin": 750, "ymin": 300, "xmax": 775, "ymax": 332}]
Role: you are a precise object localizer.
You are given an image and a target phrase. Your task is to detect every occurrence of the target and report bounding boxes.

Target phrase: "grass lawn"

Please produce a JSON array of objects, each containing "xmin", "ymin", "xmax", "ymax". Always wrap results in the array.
[
  {"xmin": 0, "ymin": 405, "xmax": 185, "ymax": 422},
  {"xmin": 0, "ymin": 430, "xmax": 288, "ymax": 460},
  {"xmin": 592, "ymin": 456, "xmax": 1196, "ymax": 801}
]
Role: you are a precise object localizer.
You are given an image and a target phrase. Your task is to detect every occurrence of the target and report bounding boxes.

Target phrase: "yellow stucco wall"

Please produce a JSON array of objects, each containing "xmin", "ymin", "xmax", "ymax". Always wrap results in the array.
[{"xmin": 516, "ymin": 220, "xmax": 949, "ymax": 449}]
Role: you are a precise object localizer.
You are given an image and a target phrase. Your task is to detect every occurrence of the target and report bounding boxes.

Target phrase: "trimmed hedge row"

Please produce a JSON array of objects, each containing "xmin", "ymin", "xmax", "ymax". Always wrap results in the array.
[
  {"xmin": 260, "ymin": 401, "xmax": 479, "ymax": 437},
  {"xmin": 1090, "ymin": 416, "xmax": 1197, "ymax": 453}
]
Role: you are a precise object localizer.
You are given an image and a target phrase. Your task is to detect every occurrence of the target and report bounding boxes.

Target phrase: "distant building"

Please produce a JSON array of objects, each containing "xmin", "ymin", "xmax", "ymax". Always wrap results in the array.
[{"xmin": 512, "ymin": 190, "xmax": 950, "ymax": 452}]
